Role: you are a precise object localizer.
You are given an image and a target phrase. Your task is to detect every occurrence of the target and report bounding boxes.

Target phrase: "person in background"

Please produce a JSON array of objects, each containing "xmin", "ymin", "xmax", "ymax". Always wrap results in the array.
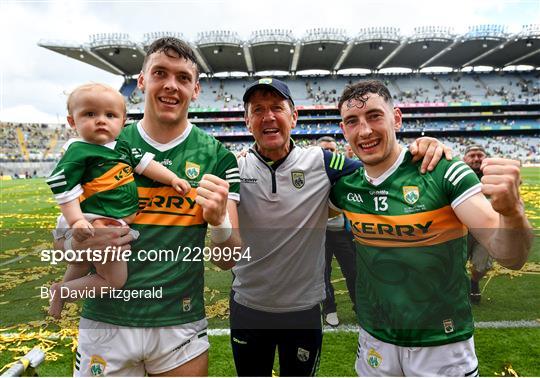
[
  {"xmin": 317, "ymin": 136, "xmax": 357, "ymax": 327},
  {"xmin": 463, "ymin": 145, "xmax": 492, "ymax": 304},
  {"xmin": 345, "ymin": 143, "xmax": 355, "ymax": 159}
]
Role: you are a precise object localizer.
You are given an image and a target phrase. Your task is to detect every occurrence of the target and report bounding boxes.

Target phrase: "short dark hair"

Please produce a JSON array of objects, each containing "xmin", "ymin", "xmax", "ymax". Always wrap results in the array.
[
  {"xmin": 142, "ymin": 37, "xmax": 199, "ymax": 78},
  {"xmin": 317, "ymin": 136, "xmax": 336, "ymax": 144},
  {"xmin": 338, "ymin": 80, "xmax": 393, "ymax": 112},
  {"xmin": 464, "ymin": 145, "xmax": 488, "ymax": 156}
]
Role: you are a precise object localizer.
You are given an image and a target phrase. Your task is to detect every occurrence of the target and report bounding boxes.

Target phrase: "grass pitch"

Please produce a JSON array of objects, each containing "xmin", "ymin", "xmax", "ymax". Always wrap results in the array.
[{"xmin": 0, "ymin": 167, "xmax": 539, "ymax": 376}]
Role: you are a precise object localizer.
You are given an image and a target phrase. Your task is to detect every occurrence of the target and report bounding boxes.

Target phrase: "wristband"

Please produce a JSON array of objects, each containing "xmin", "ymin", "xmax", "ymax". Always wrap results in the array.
[
  {"xmin": 208, "ymin": 211, "xmax": 232, "ymax": 244},
  {"xmin": 64, "ymin": 235, "xmax": 74, "ymax": 251}
]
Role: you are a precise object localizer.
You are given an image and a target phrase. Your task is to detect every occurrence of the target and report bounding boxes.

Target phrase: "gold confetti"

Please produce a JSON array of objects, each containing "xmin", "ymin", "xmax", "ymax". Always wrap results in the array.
[
  {"xmin": 495, "ymin": 363, "xmax": 519, "ymax": 377},
  {"xmin": 205, "ymin": 298, "xmax": 229, "ymax": 319}
]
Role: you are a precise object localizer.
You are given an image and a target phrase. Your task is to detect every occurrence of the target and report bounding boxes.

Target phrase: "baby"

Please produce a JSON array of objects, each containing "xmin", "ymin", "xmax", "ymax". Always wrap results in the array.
[{"xmin": 47, "ymin": 83, "xmax": 190, "ymax": 318}]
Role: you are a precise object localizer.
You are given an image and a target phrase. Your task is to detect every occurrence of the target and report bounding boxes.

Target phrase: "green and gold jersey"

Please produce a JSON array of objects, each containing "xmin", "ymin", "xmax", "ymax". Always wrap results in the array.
[
  {"xmin": 47, "ymin": 139, "xmax": 150, "ymax": 218},
  {"xmin": 330, "ymin": 149, "xmax": 482, "ymax": 347},
  {"xmin": 81, "ymin": 122, "xmax": 240, "ymax": 326}
]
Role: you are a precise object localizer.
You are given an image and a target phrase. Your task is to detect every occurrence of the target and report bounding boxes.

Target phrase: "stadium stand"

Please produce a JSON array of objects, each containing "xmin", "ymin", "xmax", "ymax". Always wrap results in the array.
[
  {"xmin": 118, "ymin": 71, "xmax": 540, "ymax": 110},
  {"xmin": 1, "ymin": 118, "xmax": 537, "ymax": 178},
  {"xmin": 223, "ymin": 135, "xmax": 539, "ymax": 163},
  {"xmin": 0, "ymin": 122, "xmax": 76, "ymax": 162}
]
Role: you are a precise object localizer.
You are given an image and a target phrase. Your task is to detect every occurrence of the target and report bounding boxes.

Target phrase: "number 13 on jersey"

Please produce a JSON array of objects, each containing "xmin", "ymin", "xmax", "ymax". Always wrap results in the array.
[{"xmin": 374, "ymin": 196, "xmax": 388, "ymax": 212}]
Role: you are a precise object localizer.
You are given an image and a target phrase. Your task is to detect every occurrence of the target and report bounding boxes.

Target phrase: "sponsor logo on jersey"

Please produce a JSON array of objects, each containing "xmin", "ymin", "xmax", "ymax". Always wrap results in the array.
[
  {"xmin": 291, "ymin": 171, "xmax": 305, "ymax": 188},
  {"xmin": 159, "ymin": 158, "xmax": 173, "ymax": 166},
  {"xmin": 135, "ymin": 187, "xmax": 205, "ymax": 227},
  {"xmin": 369, "ymin": 190, "xmax": 389, "ymax": 196},
  {"xmin": 131, "ymin": 148, "xmax": 143, "ymax": 160},
  {"xmin": 443, "ymin": 319, "xmax": 455, "ymax": 334},
  {"xmin": 367, "ymin": 348, "xmax": 382, "ymax": 368},
  {"xmin": 241, "ymin": 177, "xmax": 258, "ymax": 184},
  {"xmin": 139, "ymin": 192, "xmax": 197, "ymax": 210},
  {"xmin": 80, "ymin": 163, "xmax": 134, "ymax": 202},
  {"xmin": 90, "ymin": 355, "xmax": 106, "ymax": 377},
  {"xmin": 185, "ymin": 162, "xmax": 200, "ymax": 179},
  {"xmin": 403, "ymin": 186, "xmax": 420, "ymax": 205},
  {"xmin": 113, "ymin": 165, "xmax": 133, "ymax": 181},
  {"xmin": 352, "ymin": 220, "xmax": 432, "ymax": 237},
  {"xmin": 344, "ymin": 206, "xmax": 467, "ymax": 247},
  {"xmin": 347, "ymin": 192, "xmax": 364, "ymax": 203},
  {"xmin": 297, "ymin": 347, "xmax": 310, "ymax": 362}
]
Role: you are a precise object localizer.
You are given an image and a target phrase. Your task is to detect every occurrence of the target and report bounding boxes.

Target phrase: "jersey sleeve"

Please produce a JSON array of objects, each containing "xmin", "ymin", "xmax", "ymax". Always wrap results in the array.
[
  {"xmin": 118, "ymin": 140, "xmax": 155, "ymax": 174},
  {"xmin": 439, "ymin": 158, "xmax": 482, "ymax": 208},
  {"xmin": 322, "ymin": 149, "xmax": 361, "ymax": 184},
  {"xmin": 328, "ymin": 179, "xmax": 345, "ymax": 212},
  {"xmin": 215, "ymin": 144, "xmax": 240, "ymax": 202},
  {"xmin": 46, "ymin": 147, "xmax": 85, "ymax": 204}
]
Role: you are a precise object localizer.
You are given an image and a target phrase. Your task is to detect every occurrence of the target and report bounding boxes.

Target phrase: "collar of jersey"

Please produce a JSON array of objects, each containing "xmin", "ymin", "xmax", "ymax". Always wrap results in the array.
[
  {"xmin": 62, "ymin": 137, "xmax": 117, "ymax": 151},
  {"xmin": 364, "ymin": 147, "xmax": 406, "ymax": 186},
  {"xmin": 249, "ymin": 139, "xmax": 296, "ymax": 168},
  {"xmin": 136, "ymin": 120, "xmax": 192, "ymax": 152}
]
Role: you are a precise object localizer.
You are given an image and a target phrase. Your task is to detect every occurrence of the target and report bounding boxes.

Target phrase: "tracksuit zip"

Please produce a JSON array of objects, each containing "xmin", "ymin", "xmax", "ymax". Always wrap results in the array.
[{"xmin": 251, "ymin": 150, "xmax": 277, "ymax": 193}]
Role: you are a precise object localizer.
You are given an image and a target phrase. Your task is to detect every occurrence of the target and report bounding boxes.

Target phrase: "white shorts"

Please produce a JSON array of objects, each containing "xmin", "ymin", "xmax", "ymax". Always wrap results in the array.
[
  {"xmin": 74, "ymin": 317, "xmax": 209, "ymax": 376},
  {"xmin": 355, "ymin": 326, "xmax": 479, "ymax": 377}
]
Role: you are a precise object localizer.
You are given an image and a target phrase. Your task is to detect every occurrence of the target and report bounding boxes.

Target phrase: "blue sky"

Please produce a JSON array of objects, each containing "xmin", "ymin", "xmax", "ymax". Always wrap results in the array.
[{"xmin": 0, "ymin": 0, "xmax": 538, "ymax": 123}]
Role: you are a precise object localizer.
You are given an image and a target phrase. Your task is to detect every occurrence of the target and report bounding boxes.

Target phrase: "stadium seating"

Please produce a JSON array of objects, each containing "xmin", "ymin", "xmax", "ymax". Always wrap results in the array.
[
  {"xmin": 120, "ymin": 72, "xmax": 540, "ymax": 110},
  {"xmin": 0, "ymin": 122, "xmax": 76, "ymax": 163},
  {"xmin": 1, "ymin": 119, "xmax": 537, "ymax": 176},
  {"xmin": 224, "ymin": 135, "xmax": 539, "ymax": 164},
  {"xmin": 196, "ymin": 119, "xmax": 539, "ymax": 135}
]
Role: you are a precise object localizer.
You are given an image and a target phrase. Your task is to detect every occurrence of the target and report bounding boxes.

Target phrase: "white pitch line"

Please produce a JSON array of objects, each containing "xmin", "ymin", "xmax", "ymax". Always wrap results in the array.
[
  {"xmin": 474, "ymin": 320, "xmax": 540, "ymax": 328},
  {"xmin": 0, "ymin": 255, "xmax": 26, "ymax": 266},
  {"xmin": 207, "ymin": 321, "xmax": 540, "ymax": 335},
  {"xmin": 2, "ymin": 320, "xmax": 538, "ymax": 340}
]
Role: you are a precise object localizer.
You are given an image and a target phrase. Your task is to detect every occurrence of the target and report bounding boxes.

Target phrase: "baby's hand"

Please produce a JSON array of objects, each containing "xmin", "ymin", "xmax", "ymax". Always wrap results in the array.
[
  {"xmin": 171, "ymin": 177, "xmax": 191, "ymax": 196},
  {"xmin": 72, "ymin": 219, "xmax": 95, "ymax": 242}
]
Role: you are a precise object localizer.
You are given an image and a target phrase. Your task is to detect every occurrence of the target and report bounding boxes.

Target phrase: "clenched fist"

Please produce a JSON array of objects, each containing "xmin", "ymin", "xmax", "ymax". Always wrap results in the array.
[
  {"xmin": 195, "ymin": 174, "xmax": 230, "ymax": 226},
  {"xmin": 480, "ymin": 158, "xmax": 523, "ymax": 217}
]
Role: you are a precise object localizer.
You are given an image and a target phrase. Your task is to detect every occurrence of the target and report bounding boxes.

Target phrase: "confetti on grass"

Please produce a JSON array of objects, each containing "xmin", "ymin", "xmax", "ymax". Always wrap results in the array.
[{"xmin": 494, "ymin": 363, "xmax": 519, "ymax": 377}]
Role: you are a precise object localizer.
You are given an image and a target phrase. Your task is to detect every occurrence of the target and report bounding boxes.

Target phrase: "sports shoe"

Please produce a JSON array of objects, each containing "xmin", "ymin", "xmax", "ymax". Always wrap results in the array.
[
  {"xmin": 325, "ymin": 312, "xmax": 339, "ymax": 327},
  {"xmin": 470, "ymin": 293, "xmax": 481, "ymax": 305}
]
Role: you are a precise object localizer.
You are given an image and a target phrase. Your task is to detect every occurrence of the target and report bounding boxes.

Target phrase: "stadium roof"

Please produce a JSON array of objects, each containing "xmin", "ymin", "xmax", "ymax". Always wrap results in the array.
[{"xmin": 38, "ymin": 25, "xmax": 540, "ymax": 76}]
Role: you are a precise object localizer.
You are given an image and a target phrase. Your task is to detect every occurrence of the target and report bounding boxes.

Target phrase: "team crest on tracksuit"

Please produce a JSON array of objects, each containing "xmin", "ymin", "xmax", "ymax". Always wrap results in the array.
[
  {"xmin": 291, "ymin": 171, "xmax": 305, "ymax": 189},
  {"xmin": 297, "ymin": 347, "xmax": 310, "ymax": 362}
]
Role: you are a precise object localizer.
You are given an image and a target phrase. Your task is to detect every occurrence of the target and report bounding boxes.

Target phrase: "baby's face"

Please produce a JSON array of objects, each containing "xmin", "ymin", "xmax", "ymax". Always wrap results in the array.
[{"xmin": 68, "ymin": 89, "xmax": 125, "ymax": 145}]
